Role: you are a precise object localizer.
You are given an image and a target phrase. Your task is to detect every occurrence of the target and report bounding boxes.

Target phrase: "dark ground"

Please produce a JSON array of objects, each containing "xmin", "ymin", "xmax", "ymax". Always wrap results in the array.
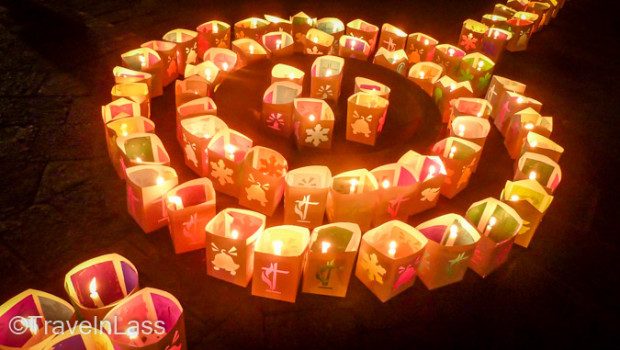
[{"xmin": 0, "ymin": 0, "xmax": 618, "ymax": 348}]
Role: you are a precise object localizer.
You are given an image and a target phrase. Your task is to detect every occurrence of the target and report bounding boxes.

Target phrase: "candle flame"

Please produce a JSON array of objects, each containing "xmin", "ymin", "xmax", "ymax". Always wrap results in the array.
[
  {"xmin": 349, "ymin": 178, "xmax": 359, "ymax": 194},
  {"xmin": 213, "ymin": 25, "xmax": 218, "ymax": 34},
  {"xmin": 450, "ymin": 83, "xmax": 456, "ymax": 91},
  {"xmin": 510, "ymin": 195, "xmax": 520, "ymax": 201},
  {"xmin": 205, "ymin": 69, "xmax": 212, "ymax": 80},
  {"xmin": 135, "ymin": 157, "xmax": 142, "ymax": 163},
  {"xmin": 529, "ymin": 171, "xmax": 537, "ymax": 180},
  {"xmin": 424, "ymin": 39, "xmax": 429, "ymax": 45},
  {"xmin": 139, "ymin": 55, "xmax": 146, "ymax": 67},
  {"xmin": 419, "ymin": 71, "xmax": 425, "ymax": 79},
  {"xmin": 428, "ymin": 165, "xmax": 436, "ymax": 178},
  {"xmin": 517, "ymin": 97, "xmax": 524, "ymax": 103},
  {"xmin": 249, "ymin": 45, "xmax": 254, "ymax": 54},
  {"xmin": 276, "ymin": 39, "xmax": 282, "ymax": 50},
  {"xmin": 450, "ymin": 225, "xmax": 458, "ymax": 238},
  {"xmin": 458, "ymin": 124, "xmax": 465, "ymax": 137},
  {"xmin": 222, "ymin": 62, "xmax": 229, "ymax": 71},
  {"xmin": 273, "ymin": 240, "xmax": 283, "ymax": 255},
  {"xmin": 122, "ymin": 131, "xmax": 128, "ymax": 136},
  {"xmin": 232, "ymin": 229, "xmax": 239, "ymax": 239},
  {"xmin": 89, "ymin": 278, "xmax": 98, "ymax": 295},
  {"xmin": 530, "ymin": 141, "xmax": 537, "ymax": 148},
  {"xmin": 156, "ymin": 177, "xmax": 164, "ymax": 185},
  {"xmin": 225, "ymin": 144, "xmax": 236, "ymax": 160},
  {"xmin": 288, "ymin": 72, "xmax": 295, "ymax": 80},
  {"xmin": 382, "ymin": 180, "xmax": 390, "ymax": 189},
  {"xmin": 252, "ymin": 19, "xmax": 257, "ymax": 28},
  {"xmin": 321, "ymin": 241, "xmax": 330, "ymax": 253},
  {"xmin": 204, "ymin": 133, "xmax": 211, "ymax": 139},
  {"xmin": 309, "ymin": 114, "xmax": 315, "ymax": 122},
  {"xmin": 488, "ymin": 217, "xmax": 497, "ymax": 227},
  {"xmin": 388, "ymin": 241, "xmax": 397, "ymax": 256},
  {"xmin": 448, "ymin": 48, "xmax": 455, "ymax": 56},
  {"xmin": 313, "ymin": 36, "xmax": 318, "ymax": 43},
  {"xmin": 325, "ymin": 69, "xmax": 332, "ymax": 77},
  {"xmin": 524, "ymin": 123, "xmax": 534, "ymax": 130},
  {"xmin": 477, "ymin": 61, "xmax": 484, "ymax": 69},
  {"xmin": 168, "ymin": 195, "xmax": 182, "ymax": 207},
  {"xmin": 449, "ymin": 146, "xmax": 456, "ymax": 158}
]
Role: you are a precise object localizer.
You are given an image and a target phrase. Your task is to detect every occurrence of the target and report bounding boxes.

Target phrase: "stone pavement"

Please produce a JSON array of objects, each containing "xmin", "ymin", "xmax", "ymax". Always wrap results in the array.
[{"xmin": 0, "ymin": 0, "xmax": 617, "ymax": 348}]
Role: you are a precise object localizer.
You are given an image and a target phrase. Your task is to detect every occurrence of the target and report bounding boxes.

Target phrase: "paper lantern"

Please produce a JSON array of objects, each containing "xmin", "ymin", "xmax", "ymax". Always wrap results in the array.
[
  {"xmin": 465, "ymin": 198, "xmax": 523, "ymax": 277},
  {"xmin": 120, "ymin": 48, "xmax": 163, "ymax": 98},
  {"xmin": 293, "ymin": 98, "xmax": 335, "ymax": 150},
  {"xmin": 291, "ymin": 12, "xmax": 316, "ymax": 53},
  {"xmin": 520, "ymin": 132, "xmax": 564, "ymax": 163},
  {"xmin": 234, "ymin": 17, "xmax": 269, "ymax": 42},
  {"xmin": 505, "ymin": 15, "xmax": 534, "ymax": 52},
  {"xmin": 106, "ymin": 117, "xmax": 155, "ymax": 179},
  {"xmin": 504, "ymin": 108, "xmax": 553, "ymax": 158},
  {"xmin": 113, "ymin": 66, "xmax": 153, "ymax": 95},
  {"xmin": 356, "ymin": 220, "xmax": 428, "ymax": 302},
  {"xmin": 176, "ymin": 96, "xmax": 217, "ymax": 144},
  {"xmin": 232, "ymin": 38, "xmax": 267, "ymax": 68},
  {"xmin": 64, "ymin": 254, "xmax": 139, "ymax": 322},
  {"xmin": 0, "ymin": 290, "xmax": 76, "ymax": 349},
  {"xmin": 310, "ymin": 55, "xmax": 344, "ymax": 102},
  {"xmin": 407, "ymin": 62, "xmax": 443, "ymax": 95},
  {"xmin": 416, "ymin": 214, "xmax": 481, "ymax": 290},
  {"xmin": 174, "ymin": 75, "xmax": 209, "ymax": 109},
  {"xmin": 527, "ymin": 2, "xmax": 552, "ymax": 32},
  {"xmin": 205, "ymin": 208, "xmax": 266, "ymax": 287},
  {"xmin": 485, "ymin": 75, "xmax": 526, "ymax": 117},
  {"xmin": 431, "ymin": 137, "xmax": 482, "ymax": 198},
  {"xmin": 433, "ymin": 76, "xmax": 474, "ymax": 123},
  {"xmin": 264, "ymin": 15, "xmax": 292, "ymax": 34},
  {"xmin": 271, "ymin": 63, "xmax": 305, "ymax": 86},
  {"xmin": 370, "ymin": 163, "xmax": 420, "ymax": 225},
  {"xmin": 481, "ymin": 27, "xmax": 512, "ymax": 63},
  {"xmin": 165, "ymin": 178, "xmax": 217, "ymax": 254},
  {"xmin": 546, "ymin": 0, "xmax": 562, "ymax": 19},
  {"xmin": 261, "ymin": 81, "xmax": 303, "ymax": 137},
  {"xmin": 481, "ymin": 14, "xmax": 508, "ymax": 29},
  {"xmin": 203, "ymin": 48, "xmax": 237, "ymax": 76},
  {"xmin": 116, "ymin": 133, "xmax": 170, "ymax": 178},
  {"xmin": 346, "ymin": 92, "xmax": 390, "ymax": 146},
  {"xmin": 303, "ymin": 28, "xmax": 334, "ymax": 55},
  {"xmin": 513, "ymin": 11, "xmax": 540, "ymax": 36},
  {"xmin": 102, "ymin": 98, "xmax": 141, "ymax": 124},
  {"xmin": 184, "ymin": 60, "xmax": 221, "ymax": 87},
  {"xmin": 140, "ymin": 40, "xmax": 178, "ymax": 87},
  {"xmin": 458, "ymin": 19, "xmax": 489, "ymax": 54},
  {"xmin": 373, "ymin": 48, "xmax": 409, "ymax": 75},
  {"xmin": 494, "ymin": 92, "xmax": 542, "ymax": 136},
  {"xmin": 111, "ymin": 83, "xmax": 150, "ymax": 118},
  {"xmin": 326, "ymin": 169, "xmax": 379, "ymax": 231},
  {"xmin": 457, "ymin": 52, "xmax": 495, "ymax": 97},
  {"xmin": 354, "ymin": 77, "xmax": 391, "ymax": 99},
  {"xmin": 449, "ymin": 97, "xmax": 493, "ymax": 123},
  {"xmin": 378, "ymin": 23, "xmax": 407, "ymax": 52},
  {"xmin": 238, "ymin": 146, "xmax": 288, "ymax": 215},
  {"xmin": 316, "ymin": 17, "xmax": 345, "ymax": 53},
  {"xmin": 262, "ymin": 32, "xmax": 295, "ymax": 57},
  {"xmin": 42, "ymin": 327, "xmax": 113, "ymax": 349},
  {"xmin": 206, "ymin": 129, "xmax": 253, "ymax": 197},
  {"xmin": 283, "ymin": 166, "xmax": 332, "ymax": 228},
  {"xmin": 514, "ymin": 152, "xmax": 562, "ymax": 193},
  {"xmin": 405, "ymin": 33, "xmax": 438, "ymax": 64},
  {"xmin": 493, "ymin": 4, "xmax": 518, "ymax": 19},
  {"xmin": 338, "ymin": 35, "xmax": 371, "ymax": 60},
  {"xmin": 346, "ymin": 19, "xmax": 379, "ymax": 51},
  {"xmin": 196, "ymin": 21, "xmax": 231, "ymax": 58},
  {"xmin": 125, "ymin": 165, "xmax": 178, "ymax": 233},
  {"xmin": 397, "ymin": 150, "xmax": 448, "ymax": 215},
  {"xmin": 507, "ymin": 0, "xmax": 529, "ymax": 11},
  {"xmin": 500, "ymin": 179, "xmax": 553, "ymax": 248},
  {"xmin": 433, "ymin": 44, "xmax": 465, "ymax": 78},
  {"xmin": 180, "ymin": 115, "xmax": 227, "ymax": 177},
  {"xmin": 102, "ymin": 288, "xmax": 185, "ymax": 350},
  {"xmin": 449, "ymin": 117, "xmax": 490, "ymax": 172},
  {"xmin": 251, "ymin": 225, "xmax": 310, "ymax": 302},
  {"xmin": 163, "ymin": 28, "xmax": 198, "ymax": 75},
  {"xmin": 302, "ymin": 222, "xmax": 361, "ymax": 297}
]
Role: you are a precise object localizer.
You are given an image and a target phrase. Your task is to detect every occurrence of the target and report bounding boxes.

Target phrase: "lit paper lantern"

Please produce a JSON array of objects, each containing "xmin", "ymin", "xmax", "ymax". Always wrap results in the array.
[
  {"xmin": 520, "ymin": 132, "xmax": 564, "ymax": 163},
  {"xmin": 373, "ymin": 48, "xmax": 408, "ymax": 76},
  {"xmin": 102, "ymin": 288, "xmax": 185, "ymax": 350},
  {"xmin": 527, "ymin": 2, "xmax": 552, "ymax": 32},
  {"xmin": 302, "ymin": 222, "xmax": 361, "ymax": 297},
  {"xmin": 397, "ymin": 150, "xmax": 448, "ymax": 215},
  {"xmin": 165, "ymin": 178, "xmax": 217, "ymax": 254},
  {"xmin": 433, "ymin": 76, "xmax": 474, "ymax": 123},
  {"xmin": 513, "ymin": 11, "xmax": 540, "ymax": 37},
  {"xmin": 481, "ymin": 14, "xmax": 508, "ymax": 29},
  {"xmin": 346, "ymin": 19, "xmax": 379, "ymax": 51},
  {"xmin": 234, "ymin": 17, "xmax": 269, "ymax": 42},
  {"xmin": 205, "ymin": 208, "xmax": 266, "ymax": 287},
  {"xmin": 433, "ymin": 44, "xmax": 465, "ymax": 78},
  {"xmin": 238, "ymin": 146, "xmax": 288, "ymax": 215},
  {"xmin": 102, "ymin": 97, "xmax": 141, "ymax": 124},
  {"xmin": 203, "ymin": 48, "xmax": 237, "ymax": 76},
  {"xmin": 174, "ymin": 75, "xmax": 209, "ymax": 109},
  {"xmin": 371, "ymin": 163, "xmax": 420, "ymax": 225},
  {"xmin": 457, "ymin": 19, "xmax": 489, "ymax": 54},
  {"xmin": 120, "ymin": 48, "xmax": 163, "ymax": 98},
  {"xmin": 303, "ymin": 28, "xmax": 334, "ymax": 55},
  {"xmin": 206, "ymin": 129, "xmax": 253, "ymax": 197},
  {"xmin": 283, "ymin": 166, "xmax": 332, "ymax": 228},
  {"xmin": 140, "ymin": 40, "xmax": 178, "ymax": 87},
  {"xmin": 125, "ymin": 165, "xmax": 178, "ymax": 233},
  {"xmin": 232, "ymin": 38, "xmax": 267, "ymax": 68},
  {"xmin": 457, "ymin": 52, "xmax": 495, "ymax": 97},
  {"xmin": 176, "ymin": 96, "xmax": 217, "ymax": 144},
  {"xmin": 293, "ymin": 98, "xmax": 335, "ymax": 150},
  {"xmin": 264, "ymin": 15, "xmax": 292, "ymax": 34},
  {"xmin": 514, "ymin": 152, "xmax": 562, "ymax": 193},
  {"xmin": 481, "ymin": 27, "xmax": 512, "ymax": 63},
  {"xmin": 180, "ymin": 115, "xmax": 227, "ymax": 177},
  {"xmin": 291, "ymin": 12, "xmax": 316, "ymax": 53},
  {"xmin": 64, "ymin": 254, "xmax": 139, "ymax": 322},
  {"xmin": 310, "ymin": 55, "xmax": 344, "ymax": 102},
  {"xmin": 317, "ymin": 17, "xmax": 345, "ymax": 54},
  {"xmin": 494, "ymin": 92, "xmax": 542, "ymax": 136},
  {"xmin": 184, "ymin": 60, "xmax": 220, "ymax": 86},
  {"xmin": 407, "ymin": 62, "xmax": 443, "ymax": 95},
  {"xmin": 449, "ymin": 116, "xmax": 490, "ymax": 172},
  {"xmin": 416, "ymin": 214, "xmax": 481, "ymax": 290},
  {"xmin": 405, "ymin": 33, "xmax": 438, "ymax": 63},
  {"xmin": 354, "ymin": 77, "xmax": 391, "ymax": 99},
  {"xmin": 507, "ymin": 0, "xmax": 529, "ymax": 12},
  {"xmin": 261, "ymin": 81, "xmax": 303, "ymax": 137},
  {"xmin": 378, "ymin": 23, "xmax": 407, "ymax": 52},
  {"xmin": 338, "ymin": 35, "xmax": 371, "ymax": 60},
  {"xmin": 113, "ymin": 66, "xmax": 153, "ymax": 95},
  {"xmin": 356, "ymin": 220, "xmax": 428, "ymax": 302},
  {"xmin": 485, "ymin": 75, "xmax": 526, "ymax": 117},
  {"xmin": 116, "ymin": 133, "xmax": 170, "ymax": 177},
  {"xmin": 111, "ymin": 82, "xmax": 150, "ymax": 118},
  {"xmin": 251, "ymin": 225, "xmax": 310, "ymax": 302},
  {"xmin": 465, "ymin": 198, "xmax": 523, "ymax": 277},
  {"xmin": 500, "ymin": 179, "xmax": 554, "ymax": 248},
  {"xmin": 431, "ymin": 137, "xmax": 482, "ymax": 198},
  {"xmin": 196, "ymin": 21, "xmax": 230, "ymax": 58},
  {"xmin": 106, "ymin": 117, "xmax": 155, "ymax": 179},
  {"xmin": 262, "ymin": 32, "xmax": 295, "ymax": 57},
  {"xmin": 0, "ymin": 290, "xmax": 76, "ymax": 349},
  {"xmin": 505, "ymin": 15, "xmax": 534, "ymax": 52},
  {"xmin": 504, "ymin": 108, "xmax": 552, "ymax": 158},
  {"xmin": 271, "ymin": 63, "xmax": 304, "ymax": 86},
  {"xmin": 346, "ymin": 92, "xmax": 390, "ymax": 146},
  {"xmin": 163, "ymin": 28, "xmax": 198, "ymax": 75},
  {"xmin": 326, "ymin": 169, "xmax": 379, "ymax": 231},
  {"xmin": 493, "ymin": 4, "xmax": 518, "ymax": 19},
  {"xmin": 449, "ymin": 97, "xmax": 493, "ymax": 123}
]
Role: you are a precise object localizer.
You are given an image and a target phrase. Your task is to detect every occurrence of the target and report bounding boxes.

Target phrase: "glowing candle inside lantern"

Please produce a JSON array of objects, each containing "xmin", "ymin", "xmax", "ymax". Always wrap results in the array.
[
  {"xmin": 419, "ymin": 71, "xmax": 425, "ymax": 79},
  {"xmin": 288, "ymin": 72, "xmax": 295, "ymax": 80},
  {"xmin": 477, "ymin": 111, "xmax": 483, "ymax": 117},
  {"xmin": 20, "ymin": 318, "xmax": 39, "ymax": 336},
  {"xmin": 529, "ymin": 171, "xmax": 537, "ymax": 180},
  {"xmin": 445, "ymin": 225, "xmax": 458, "ymax": 246},
  {"xmin": 252, "ymin": 19, "xmax": 257, "ymax": 28},
  {"xmin": 458, "ymin": 125, "xmax": 465, "ymax": 137},
  {"xmin": 388, "ymin": 241, "xmax": 397, "ymax": 257},
  {"xmin": 510, "ymin": 195, "xmax": 520, "ymax": 201},
  {"xmin": 494, "ymin": 30, "xmax": 499, "ymax": 39},
  {"xmin": 225, "ymin": 144, "xmax": 236, "ymax": 160},
  {"xmin": 222, "ymin": 62, "xmax": 229, "ymax": 71},
  {"xmin": 203, "ymin": 133, "xmax": 211, "ymax": 139},
  {"xmin": 168, "ymin": 195, "xmax": 183, "ymax": 210},
  {"xmin": 517, "ymin": 97, "xmax": 524, "ymax": 103},
  {"xmin": 321, "ymin": 241, "xmax": 330, "ymax": 253},
  {"xmin": 126, "ymin": 328, "xmax": 139, "ymax": 345},
  {"xmin": 273, "ymin": 240, "xmax": 283, "ymax": 255},
  {"xmin": 525, "ymin": 123, "xmax": 534, "ymax": 130},
  {"xmin": 213, "ymin": 25, "xmax": 218, "ymax": 34},
  {"xmin": 249, "ymin": 45, "xmax": 254, "ymax": 54},
  {"xmin": 484, "ymin": 217, "xmax": 496, "ymax": 236},
  {"xmin": 205, "ymin": 69, "xmax": 212, "ymax": 82},
  {"xmin": 349, "ymin": 178, "xmax": 359, "ymax": 194},
  {"xmin": 309, "ymin": 114, "xmax": 315, "ymax": 122},
  {"xmin": 231, "ymin": 229, "xmax": 239, "ymax": 239},
  {"xmin": 351, "ymin": 40, "xmax": 355, "ymax": 49},
  {"xmin": 89, "ymin": 278, "xmax": 105, "ymax": 308},
  {"xmin": 276, "ymin": 40, "xmax": 281, "ymax": 50},
  {"xmin": 325, "ymin": 69, "xmax": 332, "ymax": 77},
  {"xmin": 477, "ymin": 61, "xmax": 484, "ymax": 71},
  {"xmin": 139, "ymin": 55, "xmax": 146, "ymax": 67},
  {"xmin": 450, "ymin": 83, "xmax": 456, "ymax": 91},
  {"xmin": 424, "ymin": 39, "xmax": 429, "ymax": 45},
  {"xmin": 313, "ymin": 36, "xmax": 318, "ymax": 43},
  {"xmin": 382, "ymin": 180, "xmax": 390, "ymax": 189},
  {"xmin": 156, "ymin": 177, "xmax": 164, "ymax": 186},
  {"xmin": 530, "ymin": 141, "xmax": 537, "ymax": 148},
  {"xmin": 426, "ymin": 165, "xmax": 436, "ymax": 181},
  {"xmin": 448, "ymin": 146, "xmax": 456, "ymax": 159},
  {"xmin": 448, "ymin": 48, "xmax": 455, "ymax": 56}
]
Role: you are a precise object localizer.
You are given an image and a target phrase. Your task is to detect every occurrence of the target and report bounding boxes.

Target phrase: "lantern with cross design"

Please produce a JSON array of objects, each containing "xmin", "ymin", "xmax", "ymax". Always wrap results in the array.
[
  {"xmin": 283, "ymin": 166, "xmax": 332, "ymax": 228},
  {"xmin": 370, "ymin": 163, "xmax": 420, "ymax": 226},
  {"xmin": 293, "ymin": 98, "xmax": 335, "ymax": 150},
  {"xmin": 377, "ymin": 23, "xmax": 407, "ymax": 52},
  {"xmin": 206, "ymin": 129, "xmax": 253, "ymax": 198},
  {"xmin": 261, "ymin": 81, "xmax": 303, "ymax": 138}
]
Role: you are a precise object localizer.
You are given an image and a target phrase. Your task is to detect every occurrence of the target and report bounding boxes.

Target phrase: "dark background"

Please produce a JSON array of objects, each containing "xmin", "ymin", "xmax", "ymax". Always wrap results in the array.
[{"xmin": 0, "ymin": 0, "xmax": 618, "ymax": 348}]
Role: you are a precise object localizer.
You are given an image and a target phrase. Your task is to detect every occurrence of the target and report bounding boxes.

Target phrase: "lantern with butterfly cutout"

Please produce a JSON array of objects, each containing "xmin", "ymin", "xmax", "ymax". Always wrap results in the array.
[
  {"xmin": 163, "ymin": 29, "xmax": 198, "ymax": 75},
  {"xmin": 326, "ymin": 169, "xmax": 379, "ymax": 231}
]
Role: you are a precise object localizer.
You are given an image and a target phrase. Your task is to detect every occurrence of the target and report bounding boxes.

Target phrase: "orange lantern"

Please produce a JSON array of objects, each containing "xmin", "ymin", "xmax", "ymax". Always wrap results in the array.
[
  {"xmin": 378, "ymin": 23, "xmax": 407, "ymax": 52},
  {"xmin": 162, "ymin": 28, "xmax": 198, "ymax": 75},
  {"xmin": 196, "ymin": 21, "xmax": 230, "ymax": 57},
  {"xmin": 206, "ymin": 129, "xmax": 253, "ymax": 197},
  {"xmin": 397, "ymin": 150, "xmax": 448, "ymax": 215},
  {"xmin": 326, "ymin": 169, "xmax": 379, "ymax": 231},
  {"xmin": 405, "ymin": 32, "xmax": 438, "ymax": 63},
  {"xmin": 431, "ymin": 137, "xmax": 482, "ymax": 198},
  {"xmin": 283, "ymin": 166, "xmax": 332, "ymax": 228},
  {"xmin": 261, "ymin": 81, "xmax": 303, "ymax": 137},
  {"xmin": 370, "ymin": 163, "xmax": 420, "ymax": 226},
  {"xmin": 238, "ymin": 146, "xmax": 288, "ymax": 215},
  {"xmin": 293, "ymin": 98, "xmax": 335, "ymax": 150}
]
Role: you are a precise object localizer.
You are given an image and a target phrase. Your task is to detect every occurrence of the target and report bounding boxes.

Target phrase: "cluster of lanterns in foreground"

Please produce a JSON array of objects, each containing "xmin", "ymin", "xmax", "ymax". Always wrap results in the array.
[{"xmin": 1, "ymin": 0, "xmax": 567, "ymax": 348}]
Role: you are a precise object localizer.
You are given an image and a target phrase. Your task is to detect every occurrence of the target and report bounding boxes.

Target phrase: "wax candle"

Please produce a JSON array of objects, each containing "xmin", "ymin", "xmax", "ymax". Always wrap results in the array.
[
  {"xmin": 283, "ymin": 166, "xmax": 332, "ymax": 228},
  {"xmin": 407, "ymin": 62, "xmax": 443, "ymax": 95},
  {"xmin": 310, "ymin": 55, "xmax": 345, "ymax": 102},
  {"xmin": 405, "ymin": 32, "xmax": 438, "ymax": 63},
  {"xmin": 326, "ymin": 169, "xmax": 379, "ymax": 231},
  {"xmin": 370, "ymin": 163, "xmax": 420, "ymax": 226},
  {"xmin": 238, "ymin": 146, "xmax": 288, "ymax": 215},
  {"xmin": 261, "ymin": 81, "xmax": 303, "ymax": 137},
  {"xmin": 206, "ymin": 129, "xmax": 253, "ymax": 197},
  {"xmin": 378, "ymin": 23, "xmax": 407, "ymax": 52},
  {"xmin": 180, "ymin": 115, "xmax": 227, "ymax": 177},
  {"xmin": 514, "ymin": 152, "xmax": 562, "ymax": 193},
  {"xmin": 431, "ymin": 137, "xmax": 482, "ymax": 198},
  {"xmin": 271, "ymin": 63, "xmax": 305, "ymax": 86},
  {"xmin": 293, "ymin": 98, "xmax": 335, "ymax": 150},
  {"xmin": 196, "ymin": 21, "xmax": 231, "ymax": 58},
  {"xmin": 338, "ymin": 35, "xmax": 371, "ymax": 60},
  {"xmin": 162, "ymin": 28, "xmax": 198, "ymax": 75},
  {"xmin": 346, "ymin": 92, "xmax": 390, "ymax": 146},
  {"xmin": 397, "ymin": 150, "xmax": 448, "ymax": 215},
  {"xmin": 373, "ymin": 48, "xmax": 409, "ymax": 75},
  {"xmin": 346, "ymin": 19, "xmax": 379, "ymax": 51}
]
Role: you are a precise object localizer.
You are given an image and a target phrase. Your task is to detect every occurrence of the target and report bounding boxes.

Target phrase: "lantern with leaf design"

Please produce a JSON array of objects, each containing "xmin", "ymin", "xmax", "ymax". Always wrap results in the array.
[
  {"xmin": 206, "ymin": 129, "xmax": 252, "ymax": 197},
  {"xmin": 397, "ymin": 150, "xmax": 448, "ymax": 215},
  {"xmin": 457, "ymin": 52, "xmax": 495, "ymax": 97},
  {"xmin": 303, "ymin": 28, "xmax": 334, "ymax": 55},
  {"xmin": 431, "ymin": 137, "xmax": 482, "ymax": 198},
  {"xmin": 234, "ymin": 17, "xmax": 269, "ymax": 42},
  {"xmin": 283, "ymin": 166, "xmax": 332, "ymax": 228},
  {"xmin": 326, "ymin": 169, "xmax": 379, "ymax": 231},
  {"xmin": 291, "ymin": 12, "xmax": 316, "ymax": 53},
  {"xmin": 317, "ymin": 17, "xmax": 345, "ymax": 54},
  {"xmin": 238, "ymin": 146, "xmax": 288, "ymax": 215}
]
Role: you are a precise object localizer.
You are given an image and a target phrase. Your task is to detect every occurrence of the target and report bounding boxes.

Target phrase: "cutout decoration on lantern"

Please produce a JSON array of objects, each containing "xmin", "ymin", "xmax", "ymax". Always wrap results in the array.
[
  {"xmin": 431, "ymin": 137, "xmax": 482, "ymax": 198},
  {"xmin": 283, "ymin": 166, "xmax": 332, "ymax": 228},
  {"xmin": 326, "ymin": 169, "xmax": 379, "ymax": 231},
  {"xmin": 373, "ymin": 48, "xmax": 409, "ymax": 75},
  {"xmin": 405, "ymin": 32, "xmax": 438, "ymax": 63},
  {"xmin": 346, "ymin": 92, "xmax": 390, "ymax": 146},
  {"xmin": 378, "ymin": 23, "xmax": 407, "ymax": 52},
  {"xmin": 370, "ymin": 163, "xmax": 420, "ymax": 225},
  {"xmin": 162, "ymin": 28, "xmax": 198, "ymax": 75},
  {"xmin": 238, "ymin": 146, "xmax": 289, "ymax": 215},
  {"xmin": 196, "ymin": 21, "xmax": 231, "ymax": 58}
]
